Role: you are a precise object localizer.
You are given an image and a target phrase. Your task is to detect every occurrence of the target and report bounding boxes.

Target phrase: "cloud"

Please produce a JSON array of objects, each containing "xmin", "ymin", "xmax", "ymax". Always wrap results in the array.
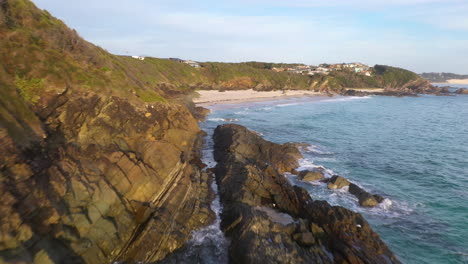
[
  {"xmin": 31, "ymin": 0, "xmax": 468, "ymax": 73},
  {"xmin": 243, "ymin": 0, "xmax": 465, "ymax": 8}
]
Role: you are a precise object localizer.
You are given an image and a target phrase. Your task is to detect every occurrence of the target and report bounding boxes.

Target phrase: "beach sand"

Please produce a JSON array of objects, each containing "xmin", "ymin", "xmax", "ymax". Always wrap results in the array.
[
  {"xmin": 193, "ymin": 89, "xmax": 322, "ymax": 106},
  {"xmin": 447, "ymin": 79, "xmax": 468, "ymax": 84}
]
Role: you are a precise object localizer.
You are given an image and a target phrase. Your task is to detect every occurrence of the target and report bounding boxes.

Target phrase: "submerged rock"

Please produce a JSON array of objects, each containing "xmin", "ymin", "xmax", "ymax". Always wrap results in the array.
[{"xmin": 213, "ymin": 124, "xmax": 400, "ymax": 264}]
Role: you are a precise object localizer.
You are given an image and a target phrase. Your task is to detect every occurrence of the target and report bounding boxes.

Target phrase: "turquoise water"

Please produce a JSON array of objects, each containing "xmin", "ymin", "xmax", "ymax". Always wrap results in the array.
[{"xmin": 203, "ymin": 89, "xmax": 468, "ymax": 264}]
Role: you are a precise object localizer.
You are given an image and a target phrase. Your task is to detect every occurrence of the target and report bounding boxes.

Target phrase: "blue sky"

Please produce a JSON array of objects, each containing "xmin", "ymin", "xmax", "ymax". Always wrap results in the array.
[{"xmin": 33, "ymin": 0, "xmax": 468, "ymax": 73}]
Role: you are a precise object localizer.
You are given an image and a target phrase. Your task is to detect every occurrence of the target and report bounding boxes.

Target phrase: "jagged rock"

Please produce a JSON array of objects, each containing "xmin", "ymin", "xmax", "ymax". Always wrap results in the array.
[
  {"xmin": 213, "ymin": 124, "xmax": 400, "ymax": 264},
  {"xmin": 0, "ymin": 93, "xmax": 215, "ymax": 263},
  {"xmin": 213, "ymin": 124, "xmax": 302, "ymax": 174},
  {"xmin": 327, "ymin": 175, "xmax": 350, "ymax": 189},
  {"xmin": 297, "ymin": 168, "xmax": 325, "ymax": 181},
  {"xmin": 349, "ymin": 184, "xmax": 384, "ymax": 207}
]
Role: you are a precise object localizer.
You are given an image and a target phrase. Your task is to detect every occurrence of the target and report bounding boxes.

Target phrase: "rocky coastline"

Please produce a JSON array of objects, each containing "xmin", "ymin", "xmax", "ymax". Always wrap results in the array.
[
  {"xmin": 2, "ymin": 0, "xmax": 463, "ymax": 262},
  {"xmin": 212, "ymin": 124, "xmax": 400, "ymax": 263}
]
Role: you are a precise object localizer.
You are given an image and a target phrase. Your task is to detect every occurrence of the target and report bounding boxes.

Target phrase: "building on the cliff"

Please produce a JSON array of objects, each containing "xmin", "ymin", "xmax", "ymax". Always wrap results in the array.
[
  {"xmin": 183, "ymin": 60, "xmax": 201, "ymax": 68},
  {"xmin": 132, "ymin": 56, "xmax": 145, "ymax": 60},
  {"xmin": 272, "ymin": 67, "xmax": 285, "ymax": 72}
]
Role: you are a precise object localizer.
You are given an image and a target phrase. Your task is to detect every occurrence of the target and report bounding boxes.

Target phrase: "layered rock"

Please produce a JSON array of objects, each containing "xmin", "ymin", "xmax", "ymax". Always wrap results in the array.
[
  {"xmin": 213, "ymin": 124, "xmax": 400, "ymax": 264},
  {"xmin": 0, "ymin": 92, "xmax": 214, "ymax": 263}
]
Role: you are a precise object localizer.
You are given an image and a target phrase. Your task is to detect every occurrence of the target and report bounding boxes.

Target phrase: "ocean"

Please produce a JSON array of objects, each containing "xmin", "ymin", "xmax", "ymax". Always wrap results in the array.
[{"xmin": 161, "ymin": 84, "xmax": 468, "ymax": 264}]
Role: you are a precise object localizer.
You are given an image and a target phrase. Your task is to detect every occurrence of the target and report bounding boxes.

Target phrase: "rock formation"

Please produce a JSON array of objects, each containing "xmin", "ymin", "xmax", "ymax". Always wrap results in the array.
[
  {"xmin": 349, "ymin": 184, "xmax": 384, "ymax": 207},
  {"xmin": 326, "ymin": 175, "xmax": 351, "ymax": 189},
  {"xmin": 213, "ymin": 124, "xmax": 400, "ymax": 264},
  {"xmin": 0, "ymin": 92, "xmax": 215, "ymax": 263},
  {"xmin": 297, "ymin": 168, "xmax": 325, "ymax": 181},
  {"xmin": 455, "ymin": 88, "xmax": 468, "ymax": 94}
]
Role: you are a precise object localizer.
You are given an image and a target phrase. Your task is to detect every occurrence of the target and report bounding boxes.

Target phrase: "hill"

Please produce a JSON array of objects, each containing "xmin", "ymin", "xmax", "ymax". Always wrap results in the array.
[
  {"xmin": 420, "ymin": 72, "xmax": 468, "ymax": 83},
  {"xmin": 309, "ymin": 65, "xmax": 435, "ymax": 94}
]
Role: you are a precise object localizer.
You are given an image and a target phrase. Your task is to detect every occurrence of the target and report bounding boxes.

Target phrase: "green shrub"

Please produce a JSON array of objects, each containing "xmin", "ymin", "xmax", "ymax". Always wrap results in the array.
[
  {"xmin": 14, "ymin": 75, "xmax": 45, "ymax": 103},
  {"xmin": 135, "ymin": 89, "xmax": 166, "ymax": 103}
]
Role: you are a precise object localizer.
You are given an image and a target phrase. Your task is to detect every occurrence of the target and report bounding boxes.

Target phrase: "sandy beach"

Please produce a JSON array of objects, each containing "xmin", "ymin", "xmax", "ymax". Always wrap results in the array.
[
  {"xmin": 193, "ymin": 89, "xmax": 322, "ymax": 106},
  {"xmin": 447, "ymin": 79, "xmax": 468, "ymax": 84}
]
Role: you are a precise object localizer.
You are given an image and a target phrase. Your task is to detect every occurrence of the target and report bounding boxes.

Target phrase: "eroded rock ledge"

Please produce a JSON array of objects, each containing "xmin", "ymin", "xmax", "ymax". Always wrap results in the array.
[
  {"xmin": 0, "ymin": 92, "xmax": 214, "ymax": 263},
  {"xmin": 213, "ymin": 124, "xmax": 400, "ymax": 264}
]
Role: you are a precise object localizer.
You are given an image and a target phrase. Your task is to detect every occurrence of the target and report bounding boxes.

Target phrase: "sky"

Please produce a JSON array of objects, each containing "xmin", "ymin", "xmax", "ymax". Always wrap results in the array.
[{"xmin": 32, "ymin": 0, "xmax": 468, "ymax": 74}]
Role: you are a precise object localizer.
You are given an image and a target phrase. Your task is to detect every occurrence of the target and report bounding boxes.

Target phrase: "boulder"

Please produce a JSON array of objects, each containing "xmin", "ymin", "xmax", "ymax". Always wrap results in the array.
[
  {"xmin": 327, "ymin": 175, "xmax": 350, "ymax": 189},
  {"xmin": 297, "ymin": 168, "xmax": 325, "ymax": 181},
  {"xmin": 349, "ymin": 184, "xmax": 383, "ymax": 207}
]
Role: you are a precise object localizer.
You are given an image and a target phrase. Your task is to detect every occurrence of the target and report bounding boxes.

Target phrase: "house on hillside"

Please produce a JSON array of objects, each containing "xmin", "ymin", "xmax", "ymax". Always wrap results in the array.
[
  {"xmin": 330, "ymin": 64, "xmax": 344, "ymax": 70},
  {"xmin": 296, "ymin": 65, "xmax": 310, "ymax": 70},
  {"xmin": 363, "ymin": 71, "xmax": 372, "ymax": 77},
  {"xmin": 183, "ymin": 60, "xmax": 201, "ymax": 68},
  {"xmin": 132, "ymin": 56, "xmax": 145, "ymax": 60},
  {"xmin": 272, "ymin": 67, "xmax": 285, "ymax": 72}
]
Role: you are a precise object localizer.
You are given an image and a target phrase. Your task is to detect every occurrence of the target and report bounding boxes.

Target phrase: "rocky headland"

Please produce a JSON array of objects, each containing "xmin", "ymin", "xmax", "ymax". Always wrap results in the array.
[
  {"xmin": 213, "ymin": 124, "xmax": 400, "ymax": 263},
  {"xmin": 1, "ymin": 0, "xmax": 460, "ymax": 263}
]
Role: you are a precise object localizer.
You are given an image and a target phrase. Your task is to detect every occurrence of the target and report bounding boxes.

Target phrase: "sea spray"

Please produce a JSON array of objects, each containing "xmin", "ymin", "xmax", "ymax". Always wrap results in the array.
[{"xmin": 157, "ymin": 131, "xmax": 229, "ymax": 264}]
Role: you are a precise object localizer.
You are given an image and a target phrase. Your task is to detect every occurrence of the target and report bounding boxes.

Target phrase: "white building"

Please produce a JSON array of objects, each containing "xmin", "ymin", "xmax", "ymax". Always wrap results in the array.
[
  {"xmin": 183, "ymin": 60, "xmax": 201, "ymax": 68},
  {"xmin": 132, "ymin": 56, "xmax": 145, "ymax": 60}
]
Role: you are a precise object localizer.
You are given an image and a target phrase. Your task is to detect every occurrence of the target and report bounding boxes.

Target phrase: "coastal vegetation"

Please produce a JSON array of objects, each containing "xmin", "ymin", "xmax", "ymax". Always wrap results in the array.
[{"xmin": 0, "ymin": 0, "xmax": 431, "ymax": 106}]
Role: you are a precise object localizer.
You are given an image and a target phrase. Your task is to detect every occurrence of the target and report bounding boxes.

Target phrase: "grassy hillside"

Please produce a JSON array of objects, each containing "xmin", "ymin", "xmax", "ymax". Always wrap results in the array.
[
  {"xmin": 0, "ymin": 0, "xmax": 313, "ymax": 104},
  {"xmin": 0, "ymin": 0, "xmax": 433, "ymax": 120},
  {"xmin": 309, "ymin": 65, "xmax": 426, "ymax": 91}
]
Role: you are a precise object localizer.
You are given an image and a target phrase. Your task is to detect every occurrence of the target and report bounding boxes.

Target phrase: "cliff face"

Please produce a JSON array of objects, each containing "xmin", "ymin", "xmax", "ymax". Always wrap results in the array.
[
  {"xmin": 213, "ymin": 124, "xmax": 400, "ymax": 264},
  {"xmin": 0, "ymin": 89, "xmax": 215, "ymax": 263},
  {"xmin": 0, "ymin": 0, "xmax": 219, "ymax": 262}
]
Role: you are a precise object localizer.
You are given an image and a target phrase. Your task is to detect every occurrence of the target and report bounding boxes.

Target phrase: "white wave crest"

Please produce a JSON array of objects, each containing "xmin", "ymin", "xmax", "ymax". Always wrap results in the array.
[
  {"xmin": 322, "ymin": 96, "xmax": 372, "ymax": 103},
  {"xmin": 207, "ymin": 118, "xmax": 239, "ymax": 122},
  {"xmin": 305, "ymin": 145, "xmax": 334, "ymax": 155}
]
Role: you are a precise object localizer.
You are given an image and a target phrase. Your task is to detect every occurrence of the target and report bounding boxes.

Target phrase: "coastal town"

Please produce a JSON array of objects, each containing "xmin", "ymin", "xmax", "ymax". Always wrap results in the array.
[
  {"xmin": 272, "ymin": 62, "xmax": 373, "ymax": 77},
  {"xmin": 131, "ymin": 55, "xmax": 372, "ymax": 77},
  {"xmin": 131, "ymin": 56, "xmax": 202, "ymax": 68}
]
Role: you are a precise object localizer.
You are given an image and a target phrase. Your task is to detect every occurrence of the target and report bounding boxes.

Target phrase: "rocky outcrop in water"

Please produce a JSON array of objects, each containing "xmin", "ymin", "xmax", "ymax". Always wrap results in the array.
[
  {"xmin": 213, "ymin": 124, "xmax": 400, "ymax": 264},
  {"xmin": 455, "ymin": 88, "xmax": 468, "ymax": 94},
  {"xmin": 326, "ymin": 175, "xmax": 351, "ymax": 189},
  {"xmin": 297, "ymin": 168, "xmax": 325, "ymax": 181},
  {"xmin": 0, "ymin": 92, "xmax": 214, "ymax": 263},
  {"xmin": 349, "ymin": 184, "xmax": 384, "ymax": 207}
]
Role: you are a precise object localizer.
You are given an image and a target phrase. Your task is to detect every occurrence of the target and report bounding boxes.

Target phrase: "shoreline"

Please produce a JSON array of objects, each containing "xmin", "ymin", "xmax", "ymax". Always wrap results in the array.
[
  {"xmin": 193, "ymin": 89, "xmax": 324, "ymax": 106},
  {"xmin": 432, "ymin": 80, "xmax": 468, "ymax": 85}
]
